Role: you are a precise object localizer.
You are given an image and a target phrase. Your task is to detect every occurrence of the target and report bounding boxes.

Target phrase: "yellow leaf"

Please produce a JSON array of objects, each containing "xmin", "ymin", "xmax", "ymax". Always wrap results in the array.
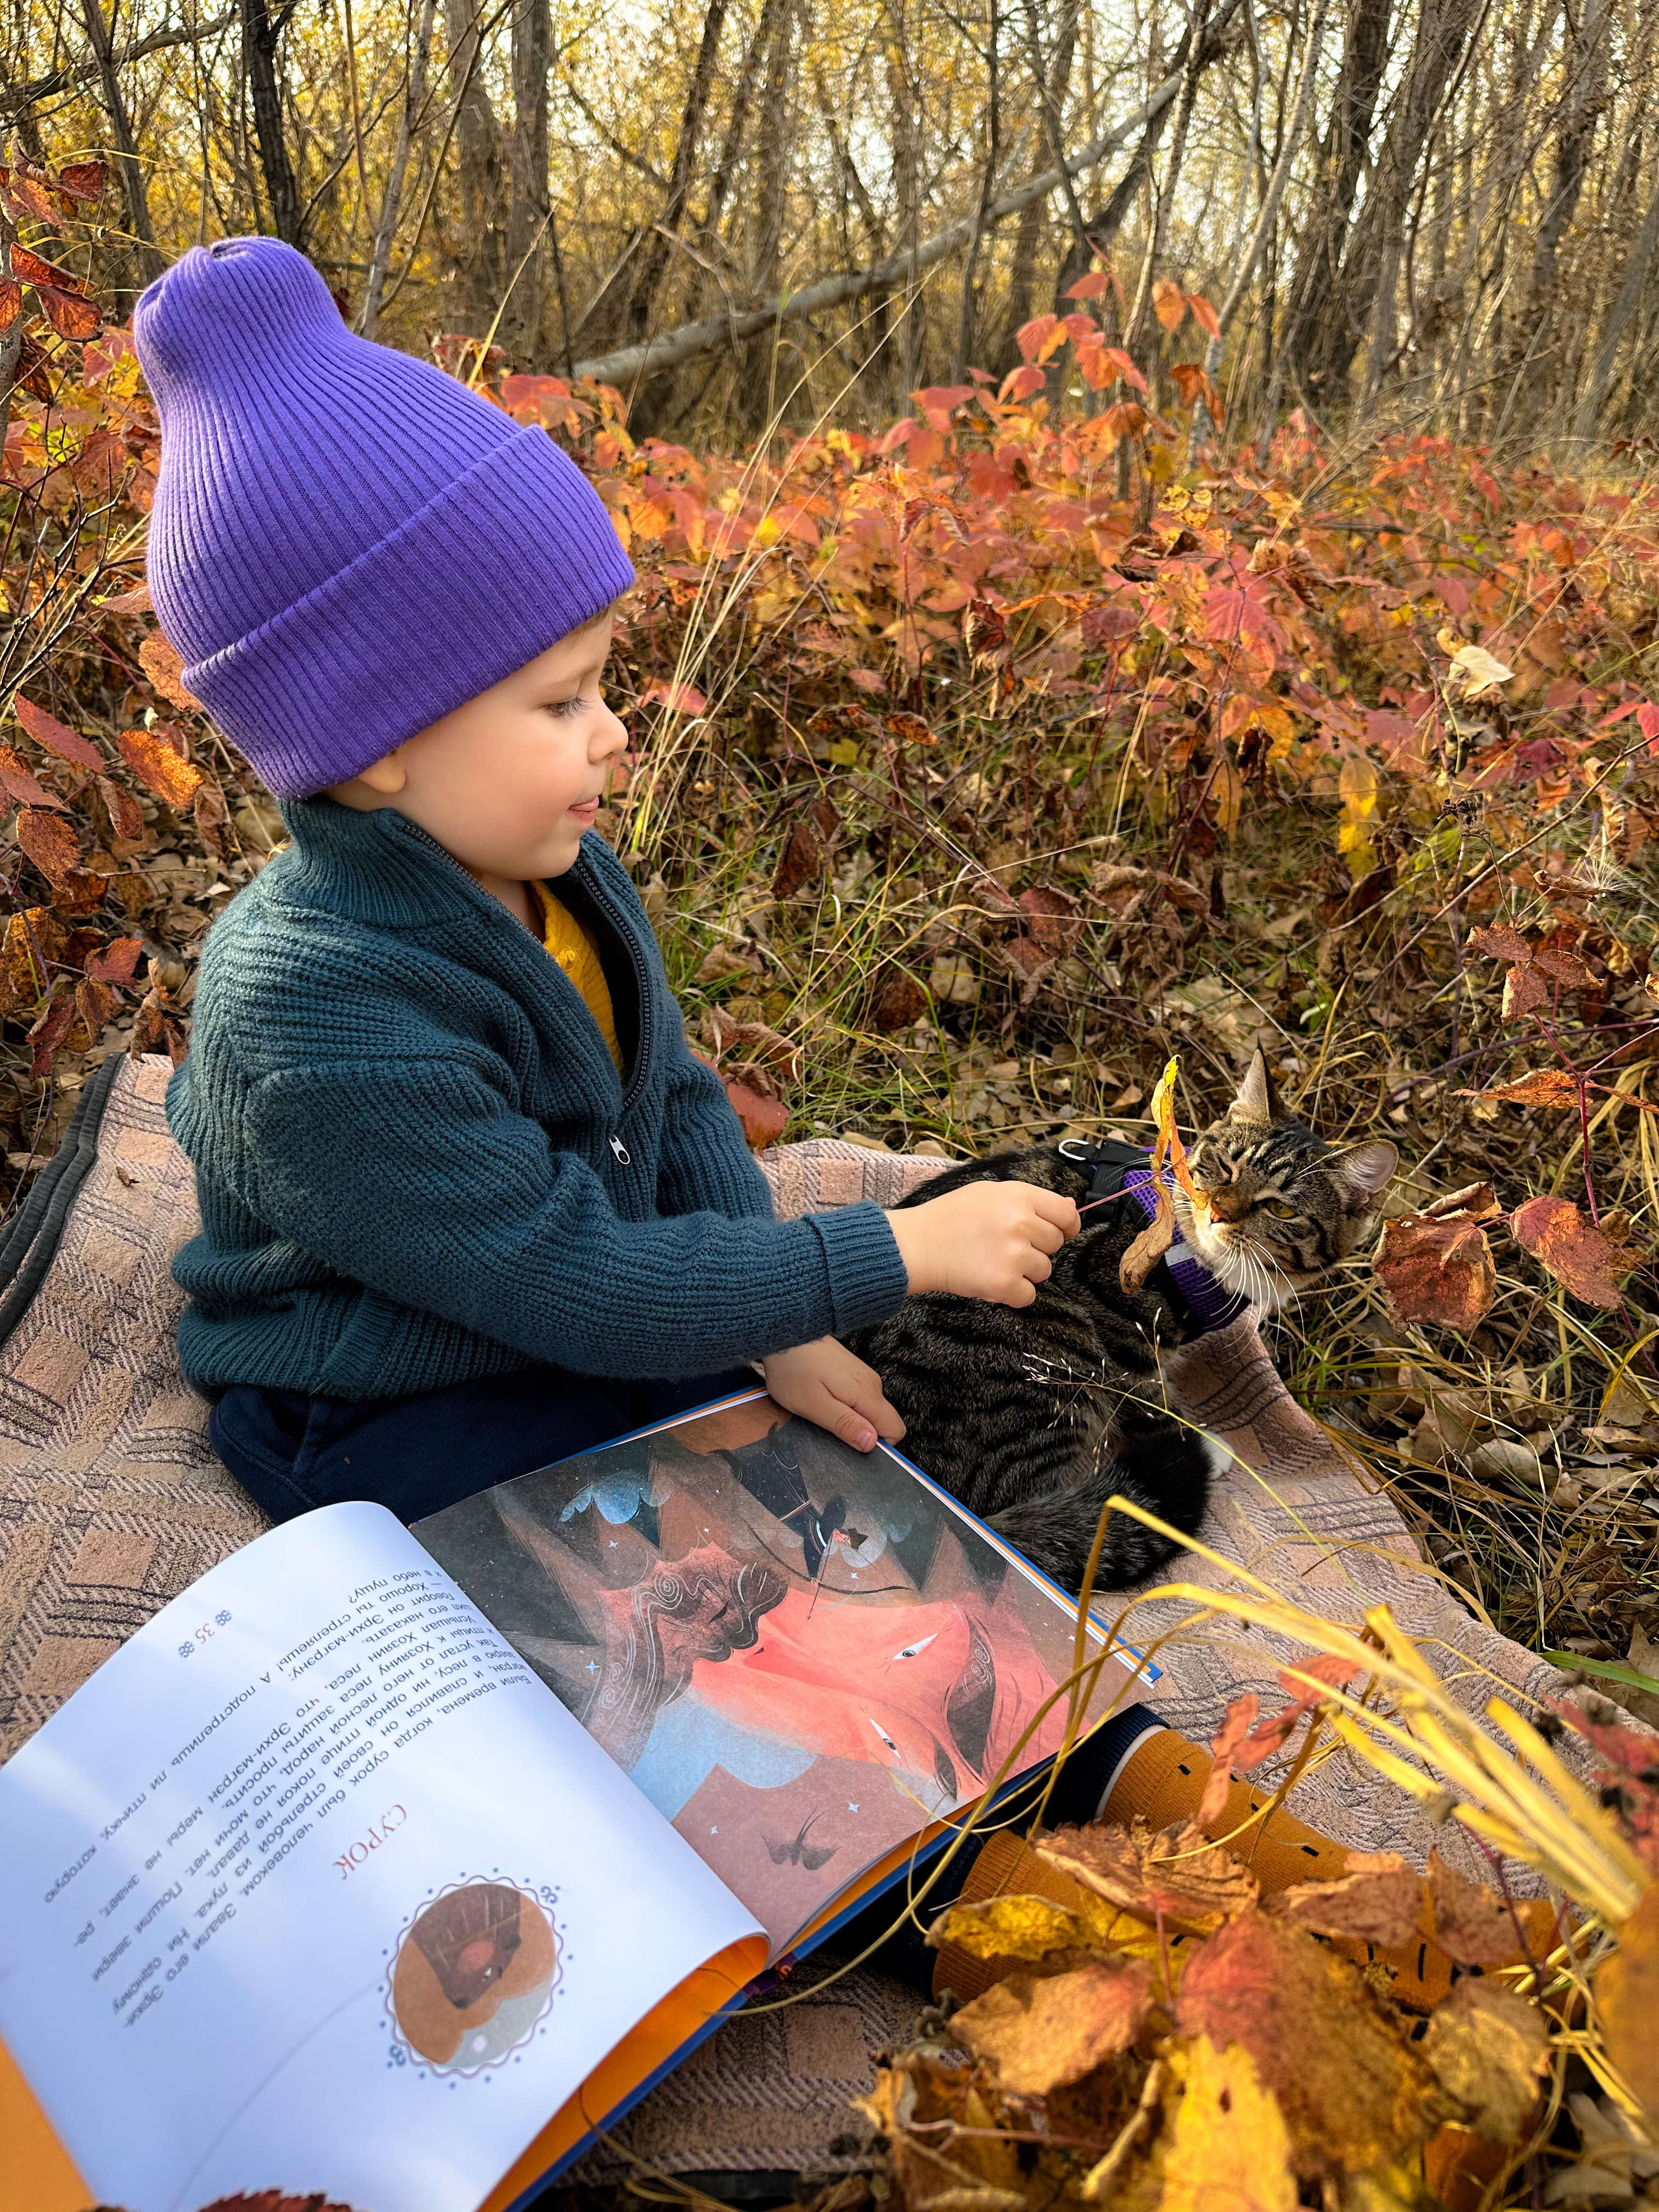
[
  {"xmin": 1422, "ymin": 1980, "xmax": 1549, "ymax": 2143},
  {"xmin": 1152, "ymin": 276, "xmax": 1188, "ymax": 334},
  {"xmin": 1598, "ymin": 1886, "xmax": 1659, "ymax": 2123},
  {"xmin": 926, "ymin": 1892, "xmax": 1097, "ymax": 1966},
  {"xmin": 1159, "ymin": 2035, "xmax": 1297, "ymax": 2212},
  {"xmin": 1339, "ymin": 755, "xmax": 1379, "ymax": 818},
  {"xmin": 1211, "ymin": 758, "xmax": 1244, "ymax": 838}
]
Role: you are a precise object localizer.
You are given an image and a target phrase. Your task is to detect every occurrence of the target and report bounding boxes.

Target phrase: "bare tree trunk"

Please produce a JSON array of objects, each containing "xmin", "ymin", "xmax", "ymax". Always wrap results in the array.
[
  {"xmin": 1576, "ymin": 179, "xmax": 1659, "ymax": 439},
  {"xmin": 954, "ymin": 0, "xmax": 1001, "ymax": 379},
  {"xmin": 737, "ymin": 0, "xmax": 800, "ymax": 425},
  {"xmin": 1520, "ymin": 0, "xmax": 1611, "ymax": 374},
  {"xmin": 622, "ymin": 0, "xmax": 731, "ymax": 348},
  {"xmin": 884, "ymin": 0, "xmax": 925, "ymax": 400},
  {"xmin": 1277, "ymin": 0, "xmax": 1394, "ymax": 399},
  {"xmin": 501, "ymin": 0, "xmax": 551, "ymax": 362},
  {"xmin": 83, "ymin": 0, "xmax": 165, "ymax": 286},
  {"xmin": 239, "ymin": 0, "xmax": 303, "ymax": 247},
  {"xmin": 359, "ymin": 0, "xmax": 439, "ymax": 337},
  {"xmin": 1001, "ymin": 0, "xmax": 1080, "ymax": 364},
  {"xmin": 443, "ymin": 0, "xmax": 507, "ymax": 331},
  {"xmin": 1124, "ymin": 0, "xmax": 1211, "ymax": 359}
]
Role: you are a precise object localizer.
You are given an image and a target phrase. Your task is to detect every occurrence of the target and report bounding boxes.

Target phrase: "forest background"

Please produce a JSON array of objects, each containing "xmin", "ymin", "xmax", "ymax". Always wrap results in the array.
[{"xmin": 1, "ymin": 0, "xmax": 1658, "ymax": 1872}]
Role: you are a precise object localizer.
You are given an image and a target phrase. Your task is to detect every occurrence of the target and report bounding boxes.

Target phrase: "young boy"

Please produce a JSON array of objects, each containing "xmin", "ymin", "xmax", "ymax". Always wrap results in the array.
[{"xmin": 132, "ymin": 236, "xmax": 1079, "ymax": 1527}]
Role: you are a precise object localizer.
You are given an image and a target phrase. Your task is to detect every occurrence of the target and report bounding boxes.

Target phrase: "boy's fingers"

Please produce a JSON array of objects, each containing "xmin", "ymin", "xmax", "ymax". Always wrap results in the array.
[
  {"xmin": 826, "ymin": 1393, "xmax": 879, "ymax": 1452},
  {"xmin": 846, "ymin": 1377, "xmax": 906, "ymax": 1442},
  {"xmin": 1025, "ymin": 1189, "xmax": 1081, "ymax": 1237}
]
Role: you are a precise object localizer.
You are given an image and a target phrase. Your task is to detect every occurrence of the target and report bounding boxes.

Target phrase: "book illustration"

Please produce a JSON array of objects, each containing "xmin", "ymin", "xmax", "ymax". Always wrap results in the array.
[
  {"xmin": 386, "ymin": 1876, "xmax": 562, "ymax": 2074},
  {"xmin": 417, "ymin": 1396, "xmax": 1123, "ymax": 1945}
]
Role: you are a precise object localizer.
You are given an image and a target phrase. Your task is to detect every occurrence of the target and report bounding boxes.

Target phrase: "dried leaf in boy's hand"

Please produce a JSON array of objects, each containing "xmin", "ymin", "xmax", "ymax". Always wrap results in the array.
[
  {"xmin": 1120, "ymin": 1175, "xmax": 1174, "ymax": 1292},
  {"xmin": 951, "ymin": 1959, "xmax": 1152, "ymax": 2095},
  {"xmin": 1423, "ymin": 1979, "xmax": 1549, "ymax": 2142}
]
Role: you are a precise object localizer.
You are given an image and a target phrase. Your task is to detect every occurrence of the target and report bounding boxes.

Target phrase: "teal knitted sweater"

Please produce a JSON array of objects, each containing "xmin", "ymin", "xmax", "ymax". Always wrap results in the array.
[{"xmin": 167, "ymin": 797, "xmax": 910, "ymax": 1397}]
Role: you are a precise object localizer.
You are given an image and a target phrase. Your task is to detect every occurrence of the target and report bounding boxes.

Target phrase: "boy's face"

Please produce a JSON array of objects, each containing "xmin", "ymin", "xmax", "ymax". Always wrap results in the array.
[{"xmin": 329, "ymin": 613, "xmax": 627, "ymax": 888}]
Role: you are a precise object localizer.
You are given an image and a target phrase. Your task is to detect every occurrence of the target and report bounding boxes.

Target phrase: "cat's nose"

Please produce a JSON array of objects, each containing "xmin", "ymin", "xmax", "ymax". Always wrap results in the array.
[{"xmin": 1209, "ymin": 1187, "xmax": 1249, "ymax": 1223}]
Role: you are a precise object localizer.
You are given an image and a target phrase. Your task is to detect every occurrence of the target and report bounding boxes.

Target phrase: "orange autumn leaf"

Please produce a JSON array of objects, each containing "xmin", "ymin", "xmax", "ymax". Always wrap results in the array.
[
  {"xmin": 1511, "ymin": 1193, "xmax": 1638, "ymax": 1310},
  {"xmin": 1198, "ymin": 1692, "xmax": 1261, "ymax": 1827},
  {"xmin": 1152, "ymin": 276, "xmax": 1188, "ymax": 332},
  {"xmin": 724, "ymin": 1077, "xmax": 787, "ymax": 1151},
  {"xmin": 117, "ymin": 726, "xmax": 205, "ymax": 809},
  {"xmin": 952, "ymin": 1959, "xmax": 1153, "ymax": 2095},
  {"xmin": 1037, "ymin": 1817, "xmax": 1258, "ymax": 1934},
  {"xmin": 139, "ymin": 633, "xmax": 202, "ymax": 713},
  {"xmin": 1462, "ymin": 1069, "xmax": 1578, "ymax": 1108},
  {"xmin": 1016, "ymin": 312, "xmax": 1066, "ymax": 365},
  {"xmin": 15, "ymin": 805, "xmax": 82, "ymax": 885},
  {"xmin": 1374, "ymin": 1212, "xmax": 1497, "ymax": 1329},
  {"xmin": 1273, "ymin": 1853, "xmax": 1425, "ymax": 1948}
]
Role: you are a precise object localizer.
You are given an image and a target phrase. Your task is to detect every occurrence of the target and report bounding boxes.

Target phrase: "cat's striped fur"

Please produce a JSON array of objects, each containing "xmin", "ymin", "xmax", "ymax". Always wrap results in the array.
[{"xmin": 844, "ymin": 1051, "xmax": 1396, "ymax": 1594}]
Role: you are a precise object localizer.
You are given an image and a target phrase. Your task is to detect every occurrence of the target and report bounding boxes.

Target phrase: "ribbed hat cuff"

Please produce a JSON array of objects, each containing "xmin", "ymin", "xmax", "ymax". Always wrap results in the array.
[{"xmin": 177, "ymin": 427, "xmax": 636, "ymax": 799}]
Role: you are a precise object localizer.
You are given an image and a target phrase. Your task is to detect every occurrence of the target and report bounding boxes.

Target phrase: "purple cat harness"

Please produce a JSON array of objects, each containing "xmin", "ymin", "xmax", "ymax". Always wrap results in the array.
[{"xmin": 1056, "ymin": 1137, "xmax": 1254, "ymax": 1336}]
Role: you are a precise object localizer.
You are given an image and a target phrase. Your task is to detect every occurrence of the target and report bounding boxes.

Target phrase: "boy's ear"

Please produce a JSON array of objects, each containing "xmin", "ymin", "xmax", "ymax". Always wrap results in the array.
[{"xmin": 357, "ymin": 751, "xmax": 408, "ymax": 795}]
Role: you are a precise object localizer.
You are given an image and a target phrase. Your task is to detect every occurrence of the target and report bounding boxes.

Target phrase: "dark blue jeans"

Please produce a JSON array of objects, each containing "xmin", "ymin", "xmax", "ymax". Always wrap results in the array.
[{"xmin": 209, "ymin": 1360, "xmax": 759, "ymax": 1525}]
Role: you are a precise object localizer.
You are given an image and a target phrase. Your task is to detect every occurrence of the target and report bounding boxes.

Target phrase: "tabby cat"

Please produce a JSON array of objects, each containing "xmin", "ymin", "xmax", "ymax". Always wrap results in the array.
[{"xmin": 844, "ymin": 1050, "xmax": 1396, "ymax": 1593}]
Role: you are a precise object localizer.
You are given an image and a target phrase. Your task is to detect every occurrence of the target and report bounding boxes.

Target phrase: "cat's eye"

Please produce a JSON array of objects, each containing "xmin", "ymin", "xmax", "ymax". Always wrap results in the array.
[{"xmin": 1265, "ymin": 1199, "xmax": 1297, "ymax": 1220}]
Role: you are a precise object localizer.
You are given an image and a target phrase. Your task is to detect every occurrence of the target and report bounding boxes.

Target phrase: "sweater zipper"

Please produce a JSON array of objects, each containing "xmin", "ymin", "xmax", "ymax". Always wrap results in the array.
[{"xmin": 394, "ymin": 817, "xmax": 652, "ymax": 1164}]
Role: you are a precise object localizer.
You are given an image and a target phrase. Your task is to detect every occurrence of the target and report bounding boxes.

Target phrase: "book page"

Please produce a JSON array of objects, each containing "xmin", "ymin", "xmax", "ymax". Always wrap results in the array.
[
  {"xmin": 0, "ymin": 1502, "xmax": 764, "ymax": 2212},
  {"xmin": 415, "ymin": 1392, "xmax": 1150, "ymax": 1951}
]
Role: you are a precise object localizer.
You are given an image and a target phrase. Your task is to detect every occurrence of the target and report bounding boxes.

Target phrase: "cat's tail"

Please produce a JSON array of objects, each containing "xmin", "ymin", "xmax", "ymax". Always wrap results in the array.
[{"xmin": 986, "ymin": 1425, "xmax": 1223, "ymax": 1595}]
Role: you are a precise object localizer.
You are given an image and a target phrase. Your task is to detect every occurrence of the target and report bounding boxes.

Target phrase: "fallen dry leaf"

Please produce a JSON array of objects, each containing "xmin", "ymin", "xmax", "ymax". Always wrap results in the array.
[
  {"xmin": 1423, "ymin": 1978, "xmax": 1550, "ymax": 2142},
  {"xmin": 1273, "ymin": 1852, "xmax": 1425, "ymax": 1948},
  {"xmin": 1448, "ymin": 642, "xmax": 1514, "ymax": 696},
  {"xmin": 1470, "ymin": 923, "xmax": 1533, "ymax": 966},
  {"xmin": 1119, "ymin": 1173, "xmax": 1175, "ymax": 1291},
  {"xmin": 1426, "ymin": 1849, "xmax": 1520, "ymax": 1966},
  {"xmin": 1037, "ymin": 1818, "xmax": 1258, "ymax": 1934},
  {"xmin": 1464, "ymin": 1069, "xmax": 1578, "ymax": 1108},
  {"xmin": 951, "ymin": 1958, "xmax": 1152, "ymax": 2095},
  {"xmin": 0, "ymin": 742, "xmax": 63, "ymax": 808},
  {"xmin": 723, "ymin": 1077, "xmax": 788, "ymax": 1150},
  {"xmin": 1198, "ymin": 1693, "xmax": 1261, "ymax": 1828},
  {"xmin": 1174, "ymin": 1910, "xmax": 1451, "ymax": 2176},
  {"xmin": 1596, "ymin": 1886, "xmax": 1659, "ymax": 2123},
  {"xmin": 1159, "ymin": 2033, "xmax": 1297, "ymax": 2212},
  {"xmin": 1511, "ymin": 1194, "xmax": 1636, "ymax": 1311},
  {"xmin": 117, "ymin": 724, "xmax": 205, "ymax": 810},
  {"xmin": 15, "ymin": 805, "xmax": 82, "ymax": 887},
  {"xmin": 924, "ymin": 1892, "xmax": 1099, "ymax": 1967},
  {"xmin": 1374, "ymin": 1212, "xmax": 1497, "ymax": 1329},
  {"xmin": 138, "ymin": 632, "xmax": 202, "ymax": 712},
  {"xmin": 772, "ymin": 816, "xmax": 824, "ymax": 899}
]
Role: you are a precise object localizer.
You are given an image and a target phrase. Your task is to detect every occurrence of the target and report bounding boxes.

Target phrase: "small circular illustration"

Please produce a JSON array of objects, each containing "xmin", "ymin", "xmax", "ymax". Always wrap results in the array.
[{"xmin": 387, "ymin": 1877, "xmax": 560, "ymax": 2072}]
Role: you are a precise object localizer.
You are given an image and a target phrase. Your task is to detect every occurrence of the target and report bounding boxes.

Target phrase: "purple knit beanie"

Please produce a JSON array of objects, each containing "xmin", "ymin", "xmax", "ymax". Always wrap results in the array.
[{"xmin": 133, "ymin": 238, "xmax": 636, "ymax": 799}]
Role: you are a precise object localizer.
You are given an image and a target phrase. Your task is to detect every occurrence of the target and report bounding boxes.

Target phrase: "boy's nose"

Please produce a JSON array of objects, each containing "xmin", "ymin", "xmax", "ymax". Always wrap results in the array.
[{"xmin": 592, "ymin": 703, "xmax": 629, "ymax": 760}]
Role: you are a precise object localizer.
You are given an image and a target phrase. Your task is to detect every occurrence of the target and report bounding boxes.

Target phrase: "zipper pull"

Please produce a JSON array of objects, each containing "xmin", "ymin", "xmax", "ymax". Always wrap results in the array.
[{"xmin": 609, "ymin": 1134, "xmax": 631, "ymax": 1166}]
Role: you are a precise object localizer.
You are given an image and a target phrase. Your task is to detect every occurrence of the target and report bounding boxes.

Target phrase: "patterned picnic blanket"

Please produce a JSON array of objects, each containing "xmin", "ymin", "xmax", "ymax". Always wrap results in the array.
[{"xmin": 0, "ymin": 1055, "xmax": 1589, "ymax": 2183}]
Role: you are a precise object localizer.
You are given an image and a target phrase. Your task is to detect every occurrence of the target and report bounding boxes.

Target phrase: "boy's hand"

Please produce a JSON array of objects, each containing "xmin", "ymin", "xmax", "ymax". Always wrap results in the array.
[
  {"xmin": 761, "ymin": 1338, "xmax": 906, "ymax": 1454},
  {"xmin": 887, "ymin": 1179, "xmax": 1079, "ymax": 1306}
]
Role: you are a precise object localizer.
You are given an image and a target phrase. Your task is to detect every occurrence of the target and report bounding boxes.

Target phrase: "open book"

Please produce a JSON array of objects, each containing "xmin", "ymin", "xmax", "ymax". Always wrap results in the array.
[{"xmin": 1, "ymin": 1389, "xmax": 1148, "ymax": 2212}]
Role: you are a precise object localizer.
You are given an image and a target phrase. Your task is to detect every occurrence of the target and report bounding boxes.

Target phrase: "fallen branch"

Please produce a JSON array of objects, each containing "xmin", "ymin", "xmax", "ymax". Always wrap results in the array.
[{"xmin": 569, "ymin": 40, "xmax": 1234, "ymax": 388}]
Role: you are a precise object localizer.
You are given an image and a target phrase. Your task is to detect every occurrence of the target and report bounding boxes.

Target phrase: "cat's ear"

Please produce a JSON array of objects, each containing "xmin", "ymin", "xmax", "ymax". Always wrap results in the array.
[
  {"xmin": 1229, "ymin": 1047, "xmax": 1283, "ymax": 1125},
  {"xmin": 1327, "ymin": 1139, "xmax": 1398, "ymax": 1209}
]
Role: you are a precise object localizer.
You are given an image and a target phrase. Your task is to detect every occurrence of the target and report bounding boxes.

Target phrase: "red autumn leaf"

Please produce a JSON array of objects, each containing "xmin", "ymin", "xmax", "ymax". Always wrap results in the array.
[
  {"xmin": 1169, "ymin": 362, "xmax": 1209, "ymax": 408},
  {"xmin": 0, "ymin": 279, "xmax": 22, "ymax": 334},
  {"xmin": 1016, "ymin": 312, "xmax": 1065, "ymax": 365},
  {"xmin": 1374, "ymin": 1212, "xmax": 1496, "ymax": 1329},
  {"xmin": 1102, "ymin": 400, "xmax": 1150, "ymax": 443},
  {"xmin": 117, "ymin": 725, "xmax": 205, "ymax": 809},
  {"xmin": 98, "ymin": 774, "xmax": 145, "ymax": 841},
  {"xmin": 724, "ymin": 1077, "xmax": 787, "ymax": 1152},
  {"xmin": 640, "ymin": 677, "xmax": 707, "ymax": 715},
  {"xmin": 0, "ymin": 742, "xmax": 62, "ymax": 808},
  {"xmin": 1199, "ymin": 1692, "xmax": 1261, "ymax": 1827},
  {"xmin": 15, "ymin": 805, "xmax": 82, "ymax": 885},
  {"xmin": 1469, "ymin": 923, "xmax": 1533, "ymax": 966},
  {"xmin": 1082, "ymin": 602, "xmax": 1139, "ymax": 648},
  {"xmin": 998, "ymin": 363, "xmax": 1046, "ymax": 404},
  {"xmin": 1502, "ymin": 963, "xmax": 1550, "ymax": 1020},
  {"xmin": 139, "ymin": 634, "xmax": 202, "ymax": 713},
  {"xmin": 54, "ymin": 160, "xmax": 111, "ymax": 202},
  {"xmin": 2, "ymin": 172, "xmax": 60, "ymax": 225},
  {"xmin": 1018, "ymin": 881, "xmax": 1083, "ymax": 955},
  {"xmin": 13, "ymin": 695, "xmax": 103, "ymax": 771},
  {"xmin": 1076, "ymin": 342, "xmax": 1147, "ymax": 392},
  {"xmin": 1188, "ymin": 292, "xmax": 1222, "ymax": 340},
  {"xmin": 1460, "ymin": 1069, "xmax": 1577, "ymax": 1108},
  {"xmin": 9, "ymin": 242, "xmax": 89, "ymax": 295},
  {"xmin": 26, "ymin": 988, "xmax": 75, "ymax": 1080},
  {"xmin": 1511, "ymin": 1193, "xmax": 1635, "ymax": 1310},
  {"xmin": 76, "ymin": 974, "xmax": 117, "ymax": 1035},
  {"xmin": 772, "ymin": 817, "xmax": 823, "ymax": 900},
  {"xmin": 1232, "ymin": 1656, "xmax": 1359, "ymax": 1768},
  {"xmin": 963, "ymin": 597, "xmax": 1008, "ymax": 661},
  {"xmin": 1065, "ymin": 270, "xmax": 1111, "ymax": 301},
  {"xmin": 36, "ymin": 285, "xmax": 100, "ymax": 342},
  {"xmin": 85, "ymin": 935, "xmax": 145, "ymax": 984}
]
